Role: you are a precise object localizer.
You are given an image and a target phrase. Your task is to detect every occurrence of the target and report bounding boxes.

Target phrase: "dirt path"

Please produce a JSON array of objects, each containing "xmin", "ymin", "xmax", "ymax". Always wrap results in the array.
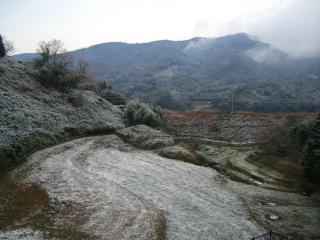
[{"xmin": 1, "ymin": 135, "xmax": 319, "ymax": 239}]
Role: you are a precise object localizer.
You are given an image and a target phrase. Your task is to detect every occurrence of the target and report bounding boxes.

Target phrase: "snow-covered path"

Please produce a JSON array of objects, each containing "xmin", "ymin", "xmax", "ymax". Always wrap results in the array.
[{"xmin": 1, "ymin": 135, "xmax": 319, "ymax": 239}]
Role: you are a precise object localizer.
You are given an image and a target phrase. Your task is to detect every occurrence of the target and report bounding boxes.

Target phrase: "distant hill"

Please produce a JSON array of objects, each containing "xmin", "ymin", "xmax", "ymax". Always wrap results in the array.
[
  {"xmin": 13, "ymin": 53, "xmax": 38, "ymax": 61},
  {"xmin": 13, "ymin": 33, "xmax": 320, "ymax": 111}
]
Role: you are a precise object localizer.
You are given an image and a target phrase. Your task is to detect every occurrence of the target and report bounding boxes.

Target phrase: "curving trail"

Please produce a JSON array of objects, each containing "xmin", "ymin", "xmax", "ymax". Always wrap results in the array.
[{"xmin": 1, "ymin": 135, "xmax": 319, "ymax": 239}]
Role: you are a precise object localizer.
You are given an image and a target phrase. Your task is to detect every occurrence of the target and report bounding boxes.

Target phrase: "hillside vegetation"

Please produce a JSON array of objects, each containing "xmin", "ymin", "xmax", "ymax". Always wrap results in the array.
[
  {"xmin": 0, "ymin": 57, "xmax": 125, "ymax": 171},
  {"xmin": 293, "ymin": 115, "xmax": 320, "ymax": 182},
  {"xmin": 15, "ymin": 33, "xmax": 320, "ymax": 111}
]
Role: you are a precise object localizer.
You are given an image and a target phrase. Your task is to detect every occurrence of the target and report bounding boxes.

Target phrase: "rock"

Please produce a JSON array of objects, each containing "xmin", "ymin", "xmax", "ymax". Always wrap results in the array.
[
  {"xmin": 265, "ymin": 214, "xmax": 281, "ymax": 221},
  {"xmin": 116, "ymin": 125, "xmax": 174, "ymax": 149},
  {"xmin": 0, "ymin": 57, "xmax": 125, "ymax": 169},
  {"xmin": 159, "ymin": 145, "xmax": 199, "ymax": 164},
  {"xmin": 263, "ymin": 202, "xmax": 277, "ymax": 207}
]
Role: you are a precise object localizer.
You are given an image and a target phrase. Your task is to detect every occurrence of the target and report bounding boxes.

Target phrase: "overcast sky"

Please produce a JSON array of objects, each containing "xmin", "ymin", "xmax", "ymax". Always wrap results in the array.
[{"xmin": 1, "ymin": 0, "xmax": 319, "ymax": 58}]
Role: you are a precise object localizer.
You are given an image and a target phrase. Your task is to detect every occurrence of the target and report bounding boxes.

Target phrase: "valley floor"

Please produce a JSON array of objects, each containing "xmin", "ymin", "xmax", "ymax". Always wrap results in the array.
[{"xmin": 0, "ymin": 135, "xmax": 319, "ymax": 239}]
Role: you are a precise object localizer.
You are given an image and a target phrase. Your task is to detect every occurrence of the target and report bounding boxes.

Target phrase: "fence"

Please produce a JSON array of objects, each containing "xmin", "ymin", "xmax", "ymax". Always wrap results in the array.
[{"xmin": 250, "ymin": 230, "xmax": 295, "ymax": 240}]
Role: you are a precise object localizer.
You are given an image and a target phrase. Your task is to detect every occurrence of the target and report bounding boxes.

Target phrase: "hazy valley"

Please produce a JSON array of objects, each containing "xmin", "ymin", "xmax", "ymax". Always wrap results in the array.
[{"xmin": 14, "ymin": 33, "xmax": 320, "ymax": 111}]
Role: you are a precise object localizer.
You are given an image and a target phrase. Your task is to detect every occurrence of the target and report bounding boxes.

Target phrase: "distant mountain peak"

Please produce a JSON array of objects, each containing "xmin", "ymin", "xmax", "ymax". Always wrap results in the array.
[
  {"xmin": 12, "ymin": 32, "xmax": 320, "ymax": 111},
  {"xmin": 216, "ymin": 32, "xmax": 250, "ymax": 39}
]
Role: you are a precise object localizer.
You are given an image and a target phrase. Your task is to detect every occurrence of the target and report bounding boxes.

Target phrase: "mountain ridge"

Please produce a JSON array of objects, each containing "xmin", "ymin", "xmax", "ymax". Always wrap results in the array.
[{"xmin": 13, "ymin": 33, "xmax": 320, "ymax": 111}]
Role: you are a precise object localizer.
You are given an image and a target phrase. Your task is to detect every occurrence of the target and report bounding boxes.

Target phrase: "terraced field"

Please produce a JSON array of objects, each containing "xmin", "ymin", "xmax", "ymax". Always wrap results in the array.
[
  {"xmin": 0, "ymin": 135, "xmax": 319, "ymax": 239},
  {"xmin": 197, "ymin": 146, "xmax": 304, "ymax": 192}
]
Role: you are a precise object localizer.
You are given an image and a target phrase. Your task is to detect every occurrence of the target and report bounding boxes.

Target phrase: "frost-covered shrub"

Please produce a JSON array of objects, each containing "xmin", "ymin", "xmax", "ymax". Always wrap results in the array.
[
  {"xmin": 99, "ymin": 89, "xmax": 126, "ymax": 105},
  {"xmin": 124, "ymin": 101, "xmax": 161, "ymax": 127}
]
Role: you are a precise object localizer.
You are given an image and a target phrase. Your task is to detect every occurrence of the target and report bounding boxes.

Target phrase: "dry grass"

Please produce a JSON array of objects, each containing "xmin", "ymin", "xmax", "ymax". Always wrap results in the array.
[
  {"xmin": 163, "ymin": 110, "xmax": 218, "ymax": 124},
  {"xmin": 251, "ymin": 154, "xmax": 304, "ymax": 180},
  {"xmin": 231, "ymin": 111, "xmax": 316, "ymax": 118},
  {"xmin": 164, "ymin": 110, "xmax": 317, "ymax": 125},
  {"xmin": 164, "ymin": 110, "xmax": 316, "ymax": 185}
]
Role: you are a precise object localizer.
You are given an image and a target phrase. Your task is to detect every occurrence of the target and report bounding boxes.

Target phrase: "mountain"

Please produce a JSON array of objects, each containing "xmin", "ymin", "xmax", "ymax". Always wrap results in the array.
[
  {"xmin": 13, "ymin": 53, "xmax": 38, "ymax": 61},
  {"xmin": 13, "ymin": 33, "xmax": 320, "ymax": 111}
]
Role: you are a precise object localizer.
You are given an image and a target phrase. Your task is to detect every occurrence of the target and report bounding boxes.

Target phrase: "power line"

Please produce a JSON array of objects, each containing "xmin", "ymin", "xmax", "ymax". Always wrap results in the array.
[
  {"xmin": 103, "ymin": 96, "xmax": 320, "ymax": 105},
  {"xmin": 140, "ymin": 98, "xmax": 320, "ymax": 104}
]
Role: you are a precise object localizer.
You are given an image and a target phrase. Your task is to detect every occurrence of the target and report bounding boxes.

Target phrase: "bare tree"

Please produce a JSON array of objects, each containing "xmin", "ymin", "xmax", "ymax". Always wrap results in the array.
[
  {"xmin": 34, "ymin": 39, "xmax": 82, "ymax": 90},
  {"xmin": 3, "ymin": 37, "xmax": 15, "ymax": 56},
  {"xmin": 77, "ymin": 59, "xmax": 88, "ymax": 75},
  {"xmin": 35, "ymin": 39, "xmax": 70, "ymax": 70}
]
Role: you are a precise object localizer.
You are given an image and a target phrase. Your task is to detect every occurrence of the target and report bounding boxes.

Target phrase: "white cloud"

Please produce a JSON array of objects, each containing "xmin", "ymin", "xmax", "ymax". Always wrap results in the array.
[
  {"xmin": 245, "ymin": 46, "xmax": 285, "ymax": 63},
  {"xmin": 2, "ymin": 0, "xmax": 319, "ymax": 58},
  {"xmin": 244, "ymin": 0, "xmax": 320, "ymax": 58},
  {"xmin": 183, "ymin": 38, "xmax": 214, "ymax": 52},
  {"xmin": 192, "ymin": 0, "xmax": 320, "ymax": 58}
]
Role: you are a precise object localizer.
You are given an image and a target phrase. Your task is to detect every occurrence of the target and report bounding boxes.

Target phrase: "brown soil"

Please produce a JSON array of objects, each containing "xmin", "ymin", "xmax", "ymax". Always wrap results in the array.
[
  {"xmin": 0, "ymin": 179, "xmax": 49, "ymax": 230},
  {"xmin": 164, "ymin": 110, "xmax": 316, "ymax": 125}
]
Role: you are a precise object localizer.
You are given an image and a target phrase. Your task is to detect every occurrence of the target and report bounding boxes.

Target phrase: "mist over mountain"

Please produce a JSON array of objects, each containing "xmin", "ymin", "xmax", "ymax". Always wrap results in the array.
[{"xmin": 14, "ymin": 33, "xmax": 320, "ymax": 111}]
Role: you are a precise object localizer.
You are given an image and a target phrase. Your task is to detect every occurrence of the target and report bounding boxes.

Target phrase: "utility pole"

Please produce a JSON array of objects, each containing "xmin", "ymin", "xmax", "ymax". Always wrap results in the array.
[{"xmin": 231, "ymin": 89, "xmax": 235, "ymax": 113}]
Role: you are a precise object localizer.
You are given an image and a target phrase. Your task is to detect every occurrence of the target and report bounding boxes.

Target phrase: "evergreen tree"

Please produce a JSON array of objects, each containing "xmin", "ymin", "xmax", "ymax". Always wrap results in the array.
[
  {"xmin": 0, "ymin": 35, "xmax": 6, "ymax": 57},
  {"xmin": 294, "ymin": 114, "xmax": 320, "ymax": 182}
]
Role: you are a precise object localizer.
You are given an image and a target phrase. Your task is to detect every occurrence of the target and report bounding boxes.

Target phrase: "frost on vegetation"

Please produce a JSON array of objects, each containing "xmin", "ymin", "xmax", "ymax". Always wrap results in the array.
[
  {"xmin": 0, "ymin": 57, "xmax": 125, "ymax": 170},
  {"xmin": 4, "ymin": 135, "xmax": 319, "ymax": 240},
  {"xmin": 116, "ymin": 125, "xmax": 174, "ymax": 149},
  {"xmin": 124, "ymin": 101, "xmax": 162, "ymax": 127}
]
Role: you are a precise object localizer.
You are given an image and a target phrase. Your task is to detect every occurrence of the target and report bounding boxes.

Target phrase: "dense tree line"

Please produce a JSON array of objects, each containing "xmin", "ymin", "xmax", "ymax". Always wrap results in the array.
[{"xmin": 293, "ymin": 115, "xmax": 320, "ymax": 182}]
